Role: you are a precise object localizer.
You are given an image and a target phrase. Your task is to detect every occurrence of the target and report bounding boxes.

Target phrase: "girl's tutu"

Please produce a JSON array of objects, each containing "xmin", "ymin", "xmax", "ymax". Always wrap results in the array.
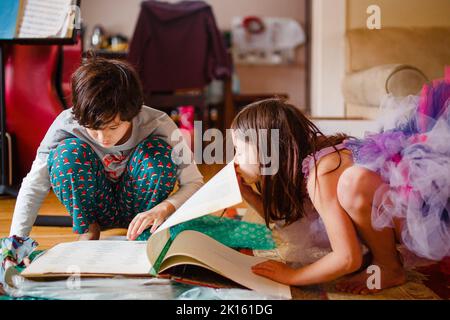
[{"xmin": 344, "ymin": 76, "xmax": 450, "ymax": 261}]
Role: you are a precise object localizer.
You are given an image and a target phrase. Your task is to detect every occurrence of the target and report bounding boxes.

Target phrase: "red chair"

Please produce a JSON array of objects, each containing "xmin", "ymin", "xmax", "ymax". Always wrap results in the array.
[
  {"xmin": 60, "ymin": 35, "xmax": 83, "ymax": 107},
  {"xmin": 5, "ymin": 39, "xmax": 82, "ymax": 184},
  {"xmin": 5, "ymin": 45, "xmax": 64, "ymax": 183}
]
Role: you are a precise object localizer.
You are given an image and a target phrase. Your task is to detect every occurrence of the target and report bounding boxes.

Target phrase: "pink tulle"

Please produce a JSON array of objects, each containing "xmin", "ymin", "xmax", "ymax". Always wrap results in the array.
[{"xmin": 345, "ymin": 77, "xmax": 450, "ymax": 261}]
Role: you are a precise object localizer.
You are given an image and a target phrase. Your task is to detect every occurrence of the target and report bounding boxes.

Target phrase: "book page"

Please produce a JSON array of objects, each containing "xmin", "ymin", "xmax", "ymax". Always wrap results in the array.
[
  {"xmin": 146, "ymin": 228, "xmax": 171, "ymax": 271},
  {"xmin": 22, "ymin": 241, "xmax": 151, "ymax": 277},
  {"xmin": 154, "ymin": 161, "xmax": 242, "ymax": 234},
  {"xmin": 158, "ymin": 230, "xmax": 292, "ymax": 299},
  {"xmin": 17, "ymin": 0, "xmax": 74, "ymax": 38}
]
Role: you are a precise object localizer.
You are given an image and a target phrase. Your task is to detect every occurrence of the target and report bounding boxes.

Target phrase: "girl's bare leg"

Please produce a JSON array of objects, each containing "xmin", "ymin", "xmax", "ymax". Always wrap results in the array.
[{"xmin": 335, "ymin": 166, "xmax": 406, "ymax": 294}]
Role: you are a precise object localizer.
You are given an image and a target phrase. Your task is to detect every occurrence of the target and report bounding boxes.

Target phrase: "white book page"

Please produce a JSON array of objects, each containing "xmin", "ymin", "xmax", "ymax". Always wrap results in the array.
[
  {"xmin": 159, "ymin": 231, "xmax": 292, "ymax": 299},
  {"xmin": 18, "ymin": 0, "xmax": 73, "ymax": 38},
  {"xmin": 154, "ymin": 161, "xmax": 242, "ymax": 234},
  {"xmin": 22, "ymin": 241, "xmax": 151, "ymax": 276},
  {"xmin": 146, "ymin": 228, "xmax": 171, "ymax": 268}
]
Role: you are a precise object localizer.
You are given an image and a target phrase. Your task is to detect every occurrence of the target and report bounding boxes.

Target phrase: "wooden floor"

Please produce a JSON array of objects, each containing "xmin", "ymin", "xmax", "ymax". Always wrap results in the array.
[{"xmin": 0, "ymin": 164, "xmax": 224, "ymax": 250}]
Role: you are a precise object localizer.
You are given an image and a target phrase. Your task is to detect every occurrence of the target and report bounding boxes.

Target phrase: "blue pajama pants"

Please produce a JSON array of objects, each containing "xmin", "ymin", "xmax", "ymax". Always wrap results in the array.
[{"xmin": 47, "ymin": 136, "xmax": 177, "ymax": 234}]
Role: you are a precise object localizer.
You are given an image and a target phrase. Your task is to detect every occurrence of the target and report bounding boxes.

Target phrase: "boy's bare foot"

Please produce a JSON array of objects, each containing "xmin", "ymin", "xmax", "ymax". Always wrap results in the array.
[
  {"xmin": 78, "ymin": 223, "xmax": 101, "ymax": 241},
  {"xmin": 335, "ymin": 261, "xmax": 406, "ymax": 295}
]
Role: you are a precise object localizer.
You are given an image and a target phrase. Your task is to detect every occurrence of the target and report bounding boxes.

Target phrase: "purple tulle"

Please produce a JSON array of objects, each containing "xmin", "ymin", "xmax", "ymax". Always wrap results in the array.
[
  {"xmin": 344, "ymin": 78, "xmax": 450, "ymax": 261},
  {"xmin": 418, "ymin": 79, "xmax": 450, "ymax": 131}
]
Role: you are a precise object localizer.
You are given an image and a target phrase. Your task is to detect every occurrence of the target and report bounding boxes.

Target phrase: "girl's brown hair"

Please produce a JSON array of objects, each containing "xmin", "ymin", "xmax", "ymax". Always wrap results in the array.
[{"xmin": 231, "ymin": 98, "xmax": 348, "ymax": 226}]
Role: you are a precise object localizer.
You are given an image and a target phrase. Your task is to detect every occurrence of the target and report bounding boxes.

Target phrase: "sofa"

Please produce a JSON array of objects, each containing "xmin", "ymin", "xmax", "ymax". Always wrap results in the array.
[{"xmin": 342, "ymin": 27, "xmax": 450, "ymax": 119}]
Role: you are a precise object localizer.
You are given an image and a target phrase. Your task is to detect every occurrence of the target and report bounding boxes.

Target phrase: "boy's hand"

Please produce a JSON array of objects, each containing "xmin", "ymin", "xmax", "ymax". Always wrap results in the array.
[{"xmin": 127, "ymin": 201, "xmax": 175, "ymax": 240}]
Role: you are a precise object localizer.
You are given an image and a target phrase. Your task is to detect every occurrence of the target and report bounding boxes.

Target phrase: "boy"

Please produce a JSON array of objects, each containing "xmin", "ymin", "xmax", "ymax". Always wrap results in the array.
[{"xmin": 9, "ymin": 58, "xmax": 203, "ymax": 241}]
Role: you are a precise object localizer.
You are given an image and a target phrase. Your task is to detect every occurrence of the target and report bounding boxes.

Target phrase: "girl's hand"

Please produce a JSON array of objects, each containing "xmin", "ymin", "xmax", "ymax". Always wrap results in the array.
[
  {"xmin": 236, "ymin": 174, "xmax": 264, "ymax": 213},
  {"xmin": 127, "ymin": 201, "xmax": 175, "ymax": 240},
  {"xmin": 234, "ymin": 164, "xmax": 261, "ymax": 206},
  {"xmin": 251, "ymin": 260, "xmax": 298, "ymax": 286}
]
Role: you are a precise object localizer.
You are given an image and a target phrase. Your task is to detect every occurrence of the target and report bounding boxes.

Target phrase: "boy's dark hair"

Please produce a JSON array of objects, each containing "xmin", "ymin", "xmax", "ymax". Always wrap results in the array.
[{"xmin": 71, "ymin": 57, "xmax": 144, "ymax": 129}]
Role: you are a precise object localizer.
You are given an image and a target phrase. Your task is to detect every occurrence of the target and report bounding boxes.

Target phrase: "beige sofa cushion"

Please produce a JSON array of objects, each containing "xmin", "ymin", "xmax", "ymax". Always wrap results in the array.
[
  {"xmin": 346, "ymin": 103, "xmax": 390, "ymax": 119},
  {"xmin": 342, "ymin": 64, "xmax": 427, "ymax": 107},
  {"xmin": 346, "ymin": 27, "xmax": 450, "ymax": 80}
]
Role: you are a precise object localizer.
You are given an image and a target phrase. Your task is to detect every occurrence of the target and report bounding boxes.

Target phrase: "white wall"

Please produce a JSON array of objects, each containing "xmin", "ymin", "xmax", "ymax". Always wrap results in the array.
[
  {"xmin": 80, "ymin": 0, "xmax": 307, "ymax": 39},
  {"xmin": 347, "ymin": 0, "xmax": 450, "ymax": 29},
  {"xmin": 311, "ymin": 0, "xmax": 346, "ymax": 117},
  {"xmin": 314, "ymin": 119, "xmax": 376, "ymax": 138},
  {"xmin": 80, "ymin": 0, "xmax": 141, "ymax": 44},
  {"xmin": 80, "ymin": 0, "xmax": 308, "ymax": 109}
]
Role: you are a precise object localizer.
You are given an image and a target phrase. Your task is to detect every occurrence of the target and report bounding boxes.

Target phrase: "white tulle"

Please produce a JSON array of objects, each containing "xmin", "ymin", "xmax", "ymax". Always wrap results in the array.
[{"xmin": 350, "ymin": 95, "xmax": 450, "ymax": 261}]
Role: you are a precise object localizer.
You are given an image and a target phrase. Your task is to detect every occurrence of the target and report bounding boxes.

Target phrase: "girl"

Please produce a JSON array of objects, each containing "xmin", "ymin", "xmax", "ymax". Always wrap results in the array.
[
  {"xmin": 232, "ymin": 76, "xmax": 450, "ymax": 294},
  {"xmin": 2, "ymin": 58, "xmax": 203, "ymax": 269}
]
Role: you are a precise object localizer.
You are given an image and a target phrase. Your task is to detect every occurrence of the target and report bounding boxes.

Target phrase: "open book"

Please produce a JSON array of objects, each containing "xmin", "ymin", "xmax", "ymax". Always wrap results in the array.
[
  {"xmin": 0, "ymin": 0, "xmax": 78, "ymax": 40},
  {"xmin": 21, "ymin": 162, "xmax": 292, "ymax": 299}
]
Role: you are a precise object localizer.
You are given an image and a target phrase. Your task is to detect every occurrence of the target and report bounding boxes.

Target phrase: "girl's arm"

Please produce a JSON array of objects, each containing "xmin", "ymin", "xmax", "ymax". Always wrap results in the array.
[
  {"xmin": 9, "ymin": 156, "xmax": 51, "ymax": 237},
  {"xmin": 236, "ymin": 173, "xmax": 264, "ymax": 218},
  {"xmin": 253, "ymin": 154, "xmax": 363, "ymax": 285}
]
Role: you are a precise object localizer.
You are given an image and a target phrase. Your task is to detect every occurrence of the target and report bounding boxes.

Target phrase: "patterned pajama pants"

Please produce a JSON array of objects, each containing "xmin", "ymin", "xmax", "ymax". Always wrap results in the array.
[{"xmin": 47, "ymin": 136, "xmax": 177, "ymax": 234}]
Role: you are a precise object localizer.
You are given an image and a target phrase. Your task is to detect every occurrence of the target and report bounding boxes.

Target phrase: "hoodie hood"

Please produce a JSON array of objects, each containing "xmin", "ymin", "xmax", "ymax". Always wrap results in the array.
[{"xmin": 142, "ymin": 0, "xmax": 210, "ymax": 22}]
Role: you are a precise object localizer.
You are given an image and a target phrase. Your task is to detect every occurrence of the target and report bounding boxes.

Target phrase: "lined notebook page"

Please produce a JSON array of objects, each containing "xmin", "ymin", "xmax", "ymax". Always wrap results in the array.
[{"xmin": 18, "ymin": 0, "xmax": 73, "ymax": 38}]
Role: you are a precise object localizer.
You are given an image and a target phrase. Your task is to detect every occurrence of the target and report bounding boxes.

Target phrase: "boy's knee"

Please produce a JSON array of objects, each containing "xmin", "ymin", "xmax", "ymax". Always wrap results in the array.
[
  {"xmin": 139, "ymin": 136, "xmax": 172, "ymax": 154},
  {"xmin": 51, "ymin": 138, "xmax": 94, "ymax": 162},
  {"xmin": 48, "ymin": 138, "xmax": 98, "ymax": 183},
  {"xmin": 132, "ymin": 137, "xmax": 176, "ymax": 174}
]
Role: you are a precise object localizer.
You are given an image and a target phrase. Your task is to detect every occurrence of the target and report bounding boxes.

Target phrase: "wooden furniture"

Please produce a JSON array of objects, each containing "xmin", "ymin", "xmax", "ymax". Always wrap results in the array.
[{"xmin": 0, "ymin": 1, "xmax": 80, "ymax": 232}]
